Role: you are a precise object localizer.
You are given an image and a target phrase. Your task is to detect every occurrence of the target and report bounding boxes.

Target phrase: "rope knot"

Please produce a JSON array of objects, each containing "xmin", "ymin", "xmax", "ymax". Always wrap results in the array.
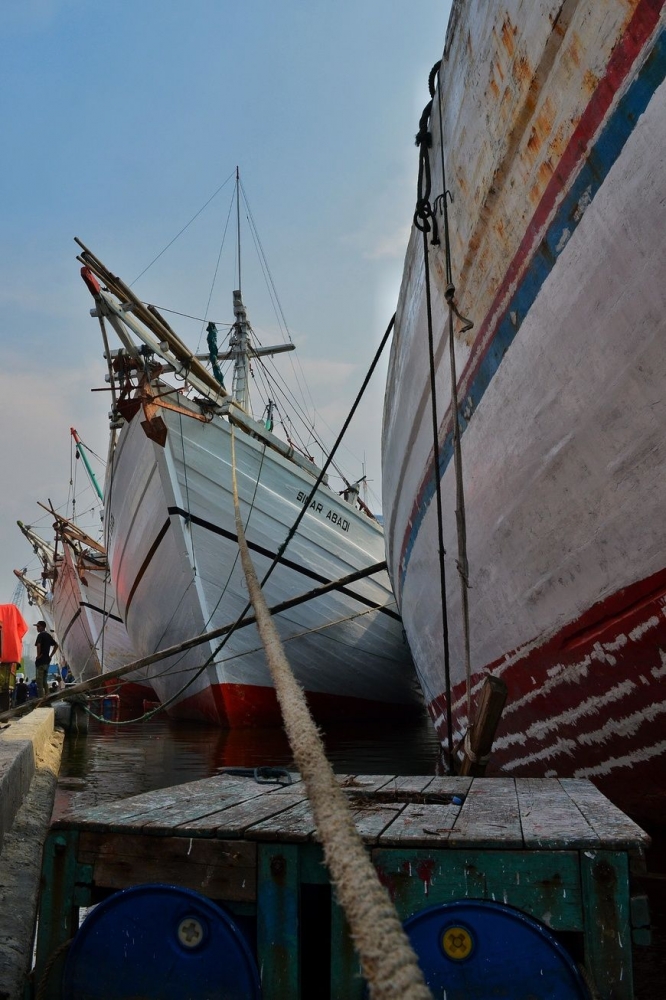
[{"xmin": 415, "ymin": 100, "xmax": 434, "ymax": 149}]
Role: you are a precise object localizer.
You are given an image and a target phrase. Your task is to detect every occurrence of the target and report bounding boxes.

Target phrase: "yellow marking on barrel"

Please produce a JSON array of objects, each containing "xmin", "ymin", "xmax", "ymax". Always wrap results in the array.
[{"xmin": 442, "ymin": 925, "xmax": 473, "ymax": 960}]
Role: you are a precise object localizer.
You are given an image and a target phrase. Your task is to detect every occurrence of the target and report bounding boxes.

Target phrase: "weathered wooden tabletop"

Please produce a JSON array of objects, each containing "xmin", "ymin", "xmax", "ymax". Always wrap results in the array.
[{"xmin": 53, "ymin": 773, "xmax": 649, "ymax": 854}]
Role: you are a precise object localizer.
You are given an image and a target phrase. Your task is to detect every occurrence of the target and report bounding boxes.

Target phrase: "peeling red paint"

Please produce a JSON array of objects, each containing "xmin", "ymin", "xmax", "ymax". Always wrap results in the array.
[{"xmin": 416, "ymin": 859, "xmax": 436, "ymax": 895}]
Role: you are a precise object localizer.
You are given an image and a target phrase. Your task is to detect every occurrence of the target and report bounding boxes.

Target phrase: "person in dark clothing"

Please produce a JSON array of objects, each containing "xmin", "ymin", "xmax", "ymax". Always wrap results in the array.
[
  {"xmin": 14, "ymin": 677, "xmax": 28, "ymax": 706},
  {"xmin": 28, "ymin": 679, "xmax": 39, "ymax": 699},
  {"xmin": 35, "ymin": 621, "xmax": 58, "ymax": 697}
]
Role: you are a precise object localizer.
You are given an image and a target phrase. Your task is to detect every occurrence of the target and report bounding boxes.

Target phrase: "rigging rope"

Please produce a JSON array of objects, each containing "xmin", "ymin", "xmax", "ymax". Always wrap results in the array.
[
  {"xmin": 229, "ymin": 425, "xmax": 432, "ymax": 1000},
  {"xmin": 258, "ymin": 313, "xmax": 397, "ymax": 593},
  {"xmin": 414, "ymin": 60, "xmax": 475, "ymax": 741},
  {"xmin": 415, "ymin": 64, "xmax": 454, "ymax": 772},
  {"xmin": 435, "ymin": 65, "xmax": 474, "ymax": 723},
  {"xmin": 196, "ymin": 186, "xmax": 237, "ymax": 354},
  {"xmin": 131, "ymin": 169, "xmax": 236, "ymax": 285}
]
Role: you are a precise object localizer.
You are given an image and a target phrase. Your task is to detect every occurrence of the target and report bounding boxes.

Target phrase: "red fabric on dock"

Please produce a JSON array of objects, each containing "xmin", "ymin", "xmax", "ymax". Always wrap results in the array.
[{"xmin": 0, "ymin": 604, "xmax": 29, "ymax": 663}]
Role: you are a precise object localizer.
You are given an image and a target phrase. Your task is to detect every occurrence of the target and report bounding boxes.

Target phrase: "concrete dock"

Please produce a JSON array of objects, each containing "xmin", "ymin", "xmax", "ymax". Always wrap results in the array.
[{"xmin": 0, "ymin": 709, "xmax": 64, "ymax": 1000}]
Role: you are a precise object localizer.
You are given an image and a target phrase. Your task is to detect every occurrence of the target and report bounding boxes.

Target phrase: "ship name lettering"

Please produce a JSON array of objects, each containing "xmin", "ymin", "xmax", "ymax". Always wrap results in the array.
[
  {"xmin": 326, "ymin": 510, "xmax": 350, "ymax": 532},
  {"xmin": 296, "ymin": 490, "xmax": 323, "ymax": 513}
]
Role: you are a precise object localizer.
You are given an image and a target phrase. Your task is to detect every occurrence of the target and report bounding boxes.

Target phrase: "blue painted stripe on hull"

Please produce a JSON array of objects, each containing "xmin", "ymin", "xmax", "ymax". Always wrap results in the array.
[{"xmin": 399, "ymin": 27, "xmax": 666, "ymax": 592}]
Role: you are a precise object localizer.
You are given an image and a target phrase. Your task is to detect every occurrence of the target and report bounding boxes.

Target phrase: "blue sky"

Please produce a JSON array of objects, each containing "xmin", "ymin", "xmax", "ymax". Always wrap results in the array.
[{"xmin": 1, "ymin": 0, "xmax": 451, "ymax": 604}]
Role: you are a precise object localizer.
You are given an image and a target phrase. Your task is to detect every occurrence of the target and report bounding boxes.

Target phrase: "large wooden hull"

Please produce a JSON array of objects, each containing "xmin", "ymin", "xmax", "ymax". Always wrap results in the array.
[
  {"xmin": 382, "ymin": 0, "xmax": 666, "ymax": 821},
  {"xmin": 106, "ymin": 401, "xmax": 419, "ymax": 726},
  {"xmin": 52, "ymin": 543, "xmax": 141, "ymax": 687}
]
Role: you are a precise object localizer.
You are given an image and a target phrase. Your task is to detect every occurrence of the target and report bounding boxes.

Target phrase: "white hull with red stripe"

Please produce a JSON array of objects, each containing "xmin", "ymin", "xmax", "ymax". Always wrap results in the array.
[
  {"xmin": 382, "ymin": 0, "xmax": 666, "ymax": 820},
  {"xmin": 105, "ymin": 396, "xmax": 420, "ymax": 725}
]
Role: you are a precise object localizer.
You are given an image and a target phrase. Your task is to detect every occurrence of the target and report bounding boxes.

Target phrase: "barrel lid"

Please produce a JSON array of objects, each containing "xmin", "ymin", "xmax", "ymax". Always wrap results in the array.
[
  {"xmin": 63, "ymin": 883, "xmax": 261, "ymax": 999},
  {"xmin": 405, "ymin": 899, "xmax": 590, "ymax": 998}
]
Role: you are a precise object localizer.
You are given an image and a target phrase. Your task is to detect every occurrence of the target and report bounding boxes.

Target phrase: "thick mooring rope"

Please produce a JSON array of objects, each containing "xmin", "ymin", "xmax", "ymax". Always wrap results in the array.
[{"xmin": 230, "ymin": 428, "xmax": 432, "ymax": 1000}]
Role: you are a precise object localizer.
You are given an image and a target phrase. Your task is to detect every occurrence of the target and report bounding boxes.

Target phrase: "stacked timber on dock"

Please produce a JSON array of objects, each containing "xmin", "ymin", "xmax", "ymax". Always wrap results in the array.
[{"xmin": 35, "ymin": 772, "xmax": 650, "ymax": 999}]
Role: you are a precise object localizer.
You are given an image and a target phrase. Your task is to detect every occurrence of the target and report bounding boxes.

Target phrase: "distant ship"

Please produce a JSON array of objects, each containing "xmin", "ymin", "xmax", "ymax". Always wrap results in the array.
[
  {"xmin": 77, "ymin": 178, "xmax": 419, "ymax": 726},
  {"xmin": 382, "ymin": 0, "xmax": 666, "ymax": 821},
  {"xmin": 12, "ymin": 568, "xmax": 56, "ymax": 639},
  {"xmin": 17, "ymin": 515, "xmax": 148, "ymax": 703}
]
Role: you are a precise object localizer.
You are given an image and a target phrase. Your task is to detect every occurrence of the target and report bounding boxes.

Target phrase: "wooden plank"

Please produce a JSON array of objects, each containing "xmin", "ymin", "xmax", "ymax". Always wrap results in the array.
[
  {"xmin": 257, "ymin": 844, "xmax": 300, "ymax": 1000},
  {"xmin": 581, "ymin": 850, "xmax": 633, "ymax": 999},
  {"xmin": 330, "ymin": 894, "xmax": 363, "ymax": 1000},
  {"xmin": 558, "ymin": 778, "xmax": 650, "ymax": 850},
  {"xmin": 299, "ymin": 843, "xmax": 328, "ymax": 884},
  {"xmin": 34, "ymin": 831, "xmax": 81, "ymax": 1000},
  {"xmin": 138, "ymin": 780, "xmax": 289, "ymax": 834},
  {"xmin": 447, "ymin": 778, "xmax": 523, "ymax": 848},
  {"xmin": 55, "ymin": 774, "xmax": 236, "ymax": 822},
  {"xmin": 59, "ymin": 774, "xmax": 272, "ymax": 832},
  {"xmin": 184, "ymin": 784, "xmax": 307, "ymax": 835},
  {"xmin": 77, "ymin": 832, "xmax": 257, "ymax": 901},
  {"xmin": 73, "ymin": 776, "xmax": 281, "ymax": 834},
  {"xmin": 336, "ymin": 774, "xmax": 396, "ymax": 791},
  {"xmin": 372, "ymin": 849, "xmax": 583, "ymax": 930},
  {"xmin": 516, "ymin": 778, "xmax": 599, "ymax": 849},
  {"xmin": 422, "ymin": 776, "xmax": 472, "ymax": 796},
  {"xmin": 379, "ymin": 775, "xmax": 436, "ymax": 794},
  {"xmin": 378, "ymin": 803, "xmax": 462, "ymax": 847},
  {"xmin": 247, "ymin": 799, "xmax": 317, "ymax": 842},
  {"xmin": 351, "ymin": 805, "xmax": 403, "ymax": 844}
]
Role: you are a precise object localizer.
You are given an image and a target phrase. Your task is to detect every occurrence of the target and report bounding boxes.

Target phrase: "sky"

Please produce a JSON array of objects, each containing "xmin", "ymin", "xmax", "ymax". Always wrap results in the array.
[{"xmin": 0, "ymin": 0, "xmax": 452, "ymax": 607}]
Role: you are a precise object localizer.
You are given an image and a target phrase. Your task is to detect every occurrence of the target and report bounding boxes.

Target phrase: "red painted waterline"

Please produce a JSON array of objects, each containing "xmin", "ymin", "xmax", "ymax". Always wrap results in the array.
[
  {"xmin": 427, "ymin": 565, "xmax": 666, "ymax": 823},
  {"xmin": 103, "ymin": 678, "xmax": 156, "ymax": 715},
  {"xmin": 166, "ymin": 682, "xmax": 421, "ymax": 729}
]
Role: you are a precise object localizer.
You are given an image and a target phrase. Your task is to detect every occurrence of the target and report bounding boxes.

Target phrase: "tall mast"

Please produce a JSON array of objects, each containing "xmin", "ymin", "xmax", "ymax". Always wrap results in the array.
[
  {"xmin": 236, "ymin": 165, "xmax": 242, "ymax": 294},
  {"xmin": 231, "ymin": 167, "xmax": 251, "ymax": 411}
]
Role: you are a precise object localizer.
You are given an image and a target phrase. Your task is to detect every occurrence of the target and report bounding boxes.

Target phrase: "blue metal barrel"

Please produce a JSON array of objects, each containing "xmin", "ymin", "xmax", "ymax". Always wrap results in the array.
[
  {"xmin": 63, "ymin": 883, "xmax": 261, "ymax": 999},
  {"xmin": 404, "ymin": 899, "xmax": 590, "ymax": 999}
]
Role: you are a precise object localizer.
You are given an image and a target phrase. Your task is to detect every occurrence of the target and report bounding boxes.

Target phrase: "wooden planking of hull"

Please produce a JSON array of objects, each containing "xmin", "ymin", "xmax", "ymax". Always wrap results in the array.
[
  {"xmin": 51, "ymin": 541, "xmax": 142, "ymax": 687},
  {"xmin": 382, "ymin": 0, "xmax": 666, "ymax": 821},
  {"xmin": 106, "ymin": 395, "xmax": 420, "ymax": 726}
]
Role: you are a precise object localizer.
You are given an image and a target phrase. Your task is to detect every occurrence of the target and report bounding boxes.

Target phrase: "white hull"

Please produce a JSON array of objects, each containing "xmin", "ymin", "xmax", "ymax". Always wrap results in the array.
[
  {"xmin": 107, "ymin": 399, "xmax": 419, "ymax": 725},
  {"xmin": 52, "ymin": 542, "xmax": 138, "ymax": 685},
  {"xmin": 382, "ymin": 0, "xmax": 666, "ymax": 818}
]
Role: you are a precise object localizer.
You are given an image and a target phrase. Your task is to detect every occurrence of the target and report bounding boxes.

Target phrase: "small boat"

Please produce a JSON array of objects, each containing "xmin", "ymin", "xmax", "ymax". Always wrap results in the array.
[
  {"xmin": 77, "ymin": 177, "xmax": 419, "ymax": 726},
  {"xmin": 382, "ymin": 0, "xmax": 666, "ymax": 820}
]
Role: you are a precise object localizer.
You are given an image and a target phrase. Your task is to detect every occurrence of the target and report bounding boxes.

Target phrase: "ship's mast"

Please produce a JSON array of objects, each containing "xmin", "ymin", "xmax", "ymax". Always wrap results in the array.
[
  {"xmin": 230, "ymin": 168, "xmax": 252, "ymax": 411},
  {"xmin": 231, "ymin": 289, "xmax": 251, "ymax": 411}
]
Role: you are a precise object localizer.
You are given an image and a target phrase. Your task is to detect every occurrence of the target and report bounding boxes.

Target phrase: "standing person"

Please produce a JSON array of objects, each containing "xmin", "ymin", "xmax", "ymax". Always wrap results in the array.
[
  {"xmin": 34, "ymin": 621, "xmax": 58, "ymax": 697},
  {"xmin": 14, "ymin": 677, "xmax": 28, "ymax": 706}
]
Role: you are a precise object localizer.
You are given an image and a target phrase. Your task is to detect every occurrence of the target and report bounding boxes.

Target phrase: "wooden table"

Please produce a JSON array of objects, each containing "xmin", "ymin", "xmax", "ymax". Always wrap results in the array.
[{"xmin": 35, "ymin": 773, "xmax": 650, "ymax": 999}]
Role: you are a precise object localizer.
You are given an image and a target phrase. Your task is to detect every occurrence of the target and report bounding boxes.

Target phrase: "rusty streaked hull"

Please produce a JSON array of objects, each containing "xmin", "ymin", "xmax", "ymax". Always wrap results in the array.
[{"xmin": 382, "ymin": 0, "xmax": 666, "ymax": 822}]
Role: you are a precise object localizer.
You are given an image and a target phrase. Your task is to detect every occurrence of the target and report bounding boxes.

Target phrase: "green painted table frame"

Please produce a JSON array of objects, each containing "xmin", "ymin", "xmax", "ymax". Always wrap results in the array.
[
  {"xmin": 256, "ymin": 842, "xmax": 635, "ymax": 1000},
  {"xmin": 33, "ymin": 832, "xmax": 635, "ymax": 1000}
]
